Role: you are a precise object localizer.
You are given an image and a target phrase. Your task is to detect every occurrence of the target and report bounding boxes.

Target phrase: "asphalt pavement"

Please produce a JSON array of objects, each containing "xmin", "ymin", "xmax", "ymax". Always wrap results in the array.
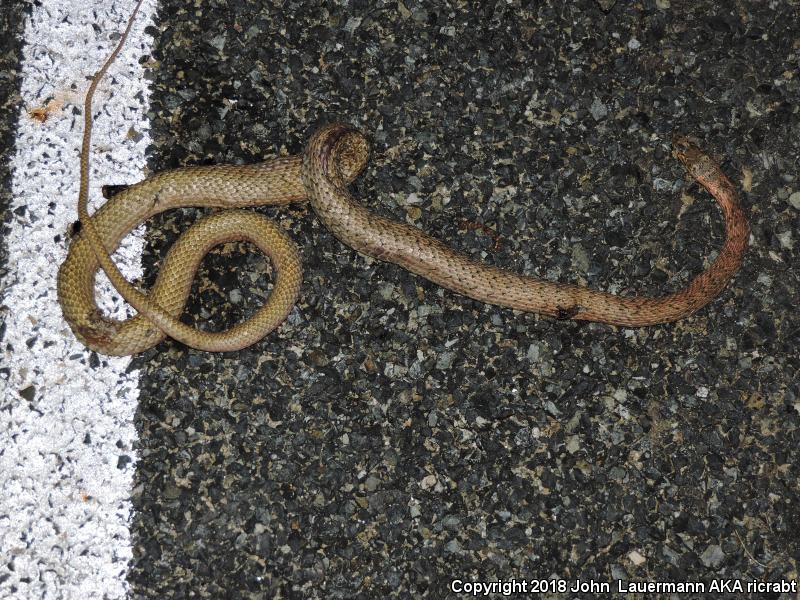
[{"xmin": 2, "ymin": 0, "xmax": 798, "ymax": 598}]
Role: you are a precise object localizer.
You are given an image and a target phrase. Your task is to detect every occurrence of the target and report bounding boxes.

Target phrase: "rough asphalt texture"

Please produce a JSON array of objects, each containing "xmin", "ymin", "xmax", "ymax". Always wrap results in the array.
[
  {"xmin": 0, "ymin": 0, "xmax": 28, "ymax": 290},
  {"xmin": 66, "ymin": 0, "xmax": 800, "ymax": 597}
]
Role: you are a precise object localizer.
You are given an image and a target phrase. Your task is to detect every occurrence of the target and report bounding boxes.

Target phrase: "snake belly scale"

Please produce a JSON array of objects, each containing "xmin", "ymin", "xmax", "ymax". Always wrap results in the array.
[{"xmin": 57, "ymin": 2, "xmax": 750, "ymax": 356}]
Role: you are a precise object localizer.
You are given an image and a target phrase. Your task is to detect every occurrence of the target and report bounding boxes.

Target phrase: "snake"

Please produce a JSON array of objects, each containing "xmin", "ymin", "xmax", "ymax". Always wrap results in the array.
[{"xmin": 57, "ymin": 1, "xmax": 750, "ymax": 356}]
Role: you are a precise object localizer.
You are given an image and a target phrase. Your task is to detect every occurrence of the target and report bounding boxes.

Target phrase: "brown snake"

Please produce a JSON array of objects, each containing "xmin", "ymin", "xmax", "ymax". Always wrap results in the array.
[{"xmin": 57, "ymin": 1, "xmax": 750, "ymax": 356}]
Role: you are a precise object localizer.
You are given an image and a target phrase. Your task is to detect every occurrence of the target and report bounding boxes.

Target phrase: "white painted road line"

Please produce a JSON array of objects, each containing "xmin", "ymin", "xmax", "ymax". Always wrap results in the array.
[{"xmin": 1, "ymin": 1, "xmax": 156, "ymax": 597}]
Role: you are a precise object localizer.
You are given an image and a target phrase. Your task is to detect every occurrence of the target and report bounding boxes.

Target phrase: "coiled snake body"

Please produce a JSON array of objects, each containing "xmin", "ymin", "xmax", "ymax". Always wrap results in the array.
[{"xmin": 57, "ymin": 2, "xmax": 750, "ymax": 356}]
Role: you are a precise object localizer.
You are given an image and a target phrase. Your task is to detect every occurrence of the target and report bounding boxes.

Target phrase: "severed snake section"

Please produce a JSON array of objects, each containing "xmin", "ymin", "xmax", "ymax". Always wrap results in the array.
[{"xmin": 57, "ymin": 2, "xmax": 750, "ymax": 356}]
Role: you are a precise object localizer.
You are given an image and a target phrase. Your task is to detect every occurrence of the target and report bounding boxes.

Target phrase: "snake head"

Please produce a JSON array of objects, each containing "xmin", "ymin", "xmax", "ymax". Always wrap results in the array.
[
  {"xmin": 672, "ymin": 135, "xmax": 702, "ymax": 164},
  {"xmin": 672, "ymin": 135, "xmax": 715, "ymax": 182}
]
